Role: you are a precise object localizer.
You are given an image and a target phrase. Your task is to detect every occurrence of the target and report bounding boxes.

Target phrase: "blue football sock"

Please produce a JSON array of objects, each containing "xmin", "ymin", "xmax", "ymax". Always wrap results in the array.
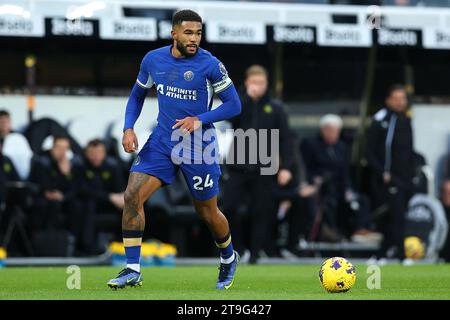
[
  {"xmin": 123, "ymin": 230, "xmax": 143, "ymax": 272},
  {"xmin": 215, "ymin": 233, "xmax": 235, "ymax": 264}
]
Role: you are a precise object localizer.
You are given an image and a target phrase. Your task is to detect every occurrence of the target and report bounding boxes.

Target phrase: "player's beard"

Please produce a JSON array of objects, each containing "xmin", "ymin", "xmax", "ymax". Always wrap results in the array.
[{"xmin": 177, "ymin": 42, "xmax": 198, "ymax": 57}]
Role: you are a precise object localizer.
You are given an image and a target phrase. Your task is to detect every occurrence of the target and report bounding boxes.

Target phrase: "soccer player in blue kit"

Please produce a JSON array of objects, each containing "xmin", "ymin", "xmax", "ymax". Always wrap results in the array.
[{"xmin": 107, "ymin": 10, "xmax": 242, "ymax": 290}]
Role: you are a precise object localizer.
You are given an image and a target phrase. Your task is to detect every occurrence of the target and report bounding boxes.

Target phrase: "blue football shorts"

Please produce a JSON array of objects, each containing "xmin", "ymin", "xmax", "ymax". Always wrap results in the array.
[{"xmin": 130, "ymin": 129, "xmax": 221, "ymax": 201}]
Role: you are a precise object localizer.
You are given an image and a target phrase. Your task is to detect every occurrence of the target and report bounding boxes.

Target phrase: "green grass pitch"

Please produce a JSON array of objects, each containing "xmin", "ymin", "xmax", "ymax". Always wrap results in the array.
[{"xmin": 0, "ymin": 264, "xmax": 449, "ymax": 300}]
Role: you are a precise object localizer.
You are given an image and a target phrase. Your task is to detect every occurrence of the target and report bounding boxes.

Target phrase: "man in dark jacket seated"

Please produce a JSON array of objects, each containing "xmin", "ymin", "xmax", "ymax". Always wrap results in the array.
[
  {"xmin": 81, "ymin": 139, "xmax": 126, "ymax": 243},
  {"xmin": 29, "ymin": 135, "xmax": 86, "ymax": 254},
  {"xmin": 0, "ymin": 141, "xmax": 20, "ymax": 225},
  {"xmin": 301, "ymin": 114, "xmax": 382, "ymax": 243}
]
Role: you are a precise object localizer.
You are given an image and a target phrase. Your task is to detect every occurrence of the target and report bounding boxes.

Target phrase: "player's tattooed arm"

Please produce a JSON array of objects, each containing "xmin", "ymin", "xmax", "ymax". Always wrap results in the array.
[{"xmin": 122, "ymin": 172, "xmax": 149, "ymax": 230}]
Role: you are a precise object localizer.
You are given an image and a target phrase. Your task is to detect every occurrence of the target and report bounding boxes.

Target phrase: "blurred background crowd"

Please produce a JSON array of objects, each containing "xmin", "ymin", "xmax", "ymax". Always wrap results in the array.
[{"xmin": 1, "ymin": 0, "xmax": 450, "ymax": 264}]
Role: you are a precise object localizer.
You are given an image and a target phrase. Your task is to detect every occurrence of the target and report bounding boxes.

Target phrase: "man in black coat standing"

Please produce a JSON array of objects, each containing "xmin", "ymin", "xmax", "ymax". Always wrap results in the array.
[
  {"xmin": 366, "ymin": 84, "xmax": 416, "ymax": 260},
  {"xmin": 222, "ymin": 65, "xmax": 293, "ymax": 264}
]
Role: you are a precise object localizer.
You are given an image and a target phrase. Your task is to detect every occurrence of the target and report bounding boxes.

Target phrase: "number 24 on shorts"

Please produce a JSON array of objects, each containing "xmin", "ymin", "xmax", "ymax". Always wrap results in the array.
[{"xmin": 192, "ymin": 174, "xmax": 214, "ymax": 190}]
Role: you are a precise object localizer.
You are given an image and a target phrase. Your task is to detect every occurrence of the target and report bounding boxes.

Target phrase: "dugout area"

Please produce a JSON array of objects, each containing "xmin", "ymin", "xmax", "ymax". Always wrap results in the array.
[{"xmin": 1, "ymin": 2, "xmax": 450, "ymax": 302}]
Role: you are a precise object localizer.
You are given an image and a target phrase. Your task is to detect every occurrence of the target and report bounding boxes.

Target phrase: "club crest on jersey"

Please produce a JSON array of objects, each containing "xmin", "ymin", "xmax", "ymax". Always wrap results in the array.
[
  {"xmin": 219, "ymin": 63, "xmax": 228, "ymax": 75},
  {"xmin": 184, "ymin": 70, "xmax": 194, "ymax": 81},
  {"xmin": 133, "ymin": 156, "xmax": 141, "ymax": 166}
]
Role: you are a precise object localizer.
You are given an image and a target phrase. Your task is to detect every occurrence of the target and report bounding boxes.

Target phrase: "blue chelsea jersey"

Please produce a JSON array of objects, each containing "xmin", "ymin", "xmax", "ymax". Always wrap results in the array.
[{"xmin": 136, "ymin": 45, "xmax": 233, "ymax": 134}]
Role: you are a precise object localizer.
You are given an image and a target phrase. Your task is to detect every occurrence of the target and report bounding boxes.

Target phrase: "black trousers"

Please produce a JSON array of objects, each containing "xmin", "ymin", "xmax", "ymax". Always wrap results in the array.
[
  {"xmin": 284, "ymin": 195, "xmax": 316, "ymax": 248},
  {"xmin": 221, "ymin": 168, "xmax": 277, "ymax": 258},
  {"xmin": 371, "ymin": 178, "xmax": 412, "ymax": 258}
]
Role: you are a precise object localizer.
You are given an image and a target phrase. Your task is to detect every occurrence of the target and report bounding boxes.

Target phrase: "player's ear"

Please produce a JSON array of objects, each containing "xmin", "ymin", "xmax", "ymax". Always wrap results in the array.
[{"xmin": 171, "ymin": 23, "xmax": 181, "ymax": 39}]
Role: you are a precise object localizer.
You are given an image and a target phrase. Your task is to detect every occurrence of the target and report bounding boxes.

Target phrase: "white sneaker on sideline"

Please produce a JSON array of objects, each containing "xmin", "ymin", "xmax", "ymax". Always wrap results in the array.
[{"xmin": 240, "ymin": 250, "xmax": 251, "ymax": 264}]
